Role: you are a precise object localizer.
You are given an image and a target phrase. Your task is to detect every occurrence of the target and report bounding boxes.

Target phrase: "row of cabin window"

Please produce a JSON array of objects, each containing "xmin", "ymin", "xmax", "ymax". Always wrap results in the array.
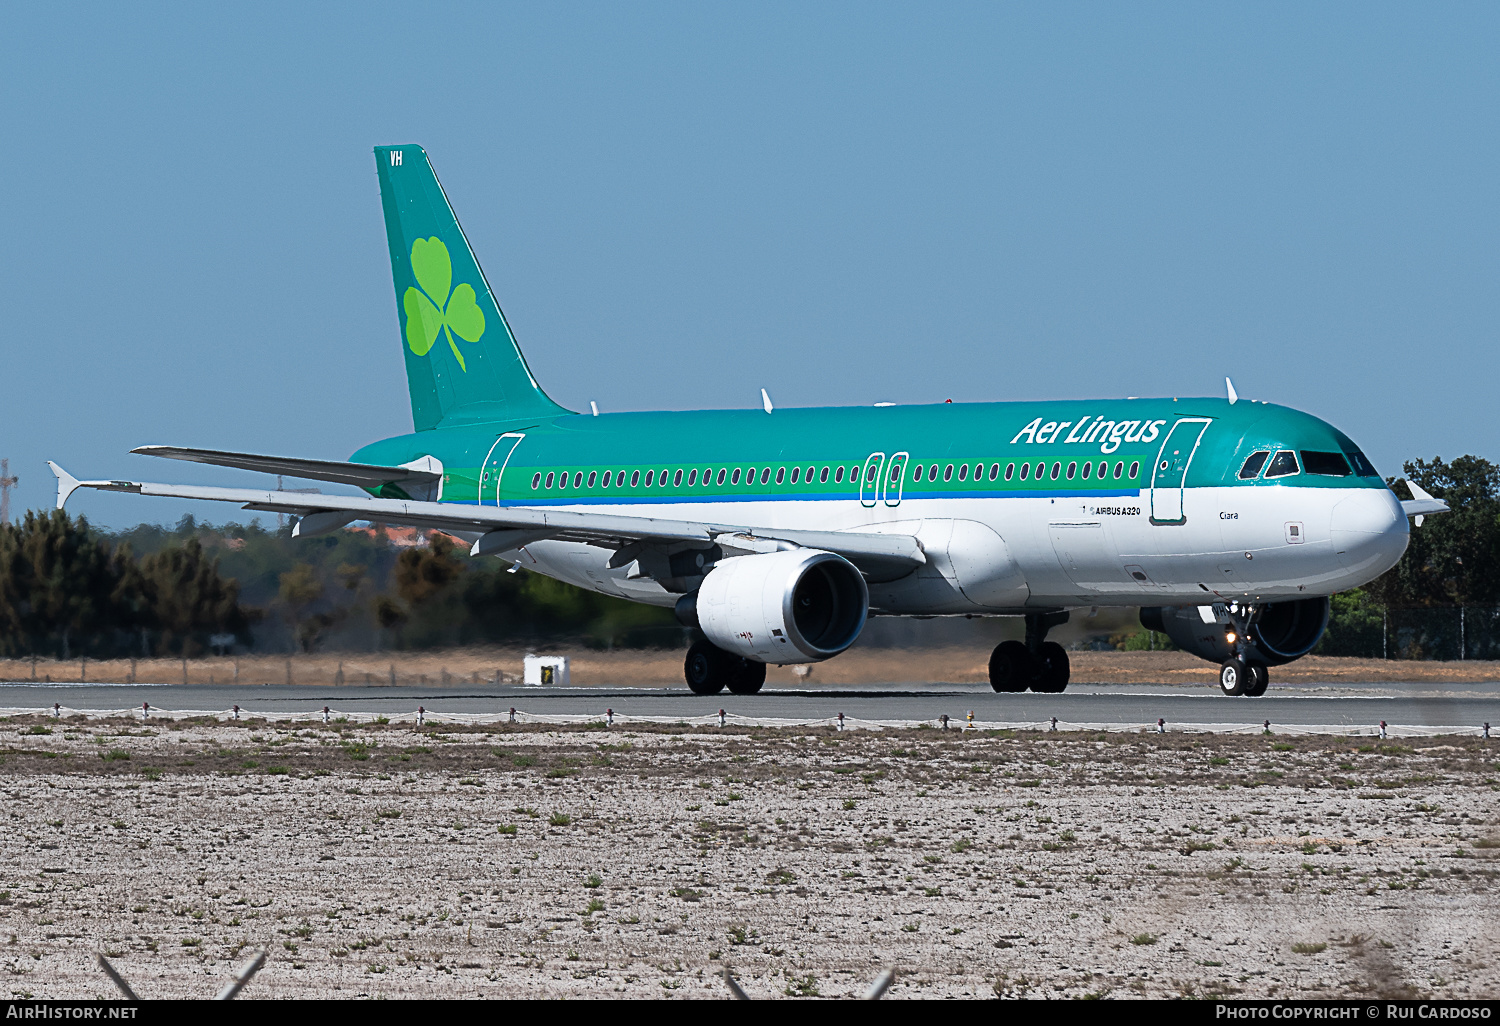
[
  {"xmin": 532, "ymin": 463, "xmax": 863, "ymax": 492},
  {"xmin": 910, "ymin": 460, "xmax": 1139, "ymax": 483},
  {"xmin": 529, "ymin": 458, "xmax": 1141, "ymax": 492}
]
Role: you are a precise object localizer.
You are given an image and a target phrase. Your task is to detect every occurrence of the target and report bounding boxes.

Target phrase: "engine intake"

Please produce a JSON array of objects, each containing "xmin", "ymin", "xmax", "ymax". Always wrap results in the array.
[
  {"xmin": 678, "ymin": 550, "xmax": 868, "ymax": 663},
  {"xmin": 1140, "ymin": 597, "xmax": 1330, "ymax": 667}
]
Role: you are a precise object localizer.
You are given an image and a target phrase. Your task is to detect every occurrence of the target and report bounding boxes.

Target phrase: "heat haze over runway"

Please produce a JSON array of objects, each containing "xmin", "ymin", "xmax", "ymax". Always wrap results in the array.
[{"xmin": 3, "ymin": 679, "xmax": 1494, "ymax": 732}]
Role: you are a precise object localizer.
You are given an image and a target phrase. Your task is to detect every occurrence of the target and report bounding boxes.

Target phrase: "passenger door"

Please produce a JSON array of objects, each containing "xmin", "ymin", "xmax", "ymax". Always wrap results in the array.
[
  {"xmin": 1149, "ymin": 418, "xmax": 1211, "ymax": 524},
  {"xmin": 479, "ymin": 432, "xmax": 526, "ymax": 506}
]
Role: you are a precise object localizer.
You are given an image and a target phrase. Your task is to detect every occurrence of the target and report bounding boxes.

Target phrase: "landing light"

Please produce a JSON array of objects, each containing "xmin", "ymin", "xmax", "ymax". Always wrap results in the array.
[{"xmin": 1225, "ymin": 630, "xmax": 1238, "ymax": 645}]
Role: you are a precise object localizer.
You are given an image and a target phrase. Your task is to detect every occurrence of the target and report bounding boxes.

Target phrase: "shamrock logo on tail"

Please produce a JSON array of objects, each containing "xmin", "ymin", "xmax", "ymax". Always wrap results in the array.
[{"xmin": 403, "ymin": 237, "xmax": 486, "ymax": 371}]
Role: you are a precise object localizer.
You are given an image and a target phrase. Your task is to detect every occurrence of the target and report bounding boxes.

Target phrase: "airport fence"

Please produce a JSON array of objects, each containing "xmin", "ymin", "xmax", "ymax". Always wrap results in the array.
[
  {"xmin": 1, "ymin": 704, "xmax": 1491, "ymax": 738},
  {"xmin": 1320, "ymin": 605, "xmax": 1500, "ymax": 661}
]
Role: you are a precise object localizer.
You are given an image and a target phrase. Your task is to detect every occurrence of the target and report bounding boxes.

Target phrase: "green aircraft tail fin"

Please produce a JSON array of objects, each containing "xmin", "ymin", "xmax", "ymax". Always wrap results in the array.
[{"xmin": 374, "ymin": 145, "xmax": 569, "ymax": 431}]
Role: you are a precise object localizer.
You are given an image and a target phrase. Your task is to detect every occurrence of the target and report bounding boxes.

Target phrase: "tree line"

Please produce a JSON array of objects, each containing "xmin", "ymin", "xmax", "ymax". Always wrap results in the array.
[
  {"xmin": 0, "ymin": 452, "xmax": 1494, "ymax": 660},
  {"xmin": 0, "ymin": 511, "xmax": 677, "ymax": 658},
  {"xmin": 1317, "ymin": 454, "xmax": 1500, "ymax": 660}
]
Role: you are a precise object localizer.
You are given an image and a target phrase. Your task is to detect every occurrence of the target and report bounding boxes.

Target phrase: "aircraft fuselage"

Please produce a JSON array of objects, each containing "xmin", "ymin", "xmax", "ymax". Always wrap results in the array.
[{"xmin": 349, "ymin": 395, "xmax": 1406, "ymax": 614}]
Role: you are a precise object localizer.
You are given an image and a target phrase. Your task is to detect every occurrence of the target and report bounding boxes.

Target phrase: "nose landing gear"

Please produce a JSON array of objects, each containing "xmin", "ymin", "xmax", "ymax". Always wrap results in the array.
[
  {"xmin": 1219, "ymin": 658, "xmax": 1247, "ymax": 696},
  {"xmin": 1219, "ymin": 602, "xmax": 1269, "ymax": 698},
  {"xmin": 1243, "ymin": 662, "xmax": 1268, "ymax": 697},
  {"xmin": 989, "ymin": 612, "xmax": 1070, "ymax": 693}
]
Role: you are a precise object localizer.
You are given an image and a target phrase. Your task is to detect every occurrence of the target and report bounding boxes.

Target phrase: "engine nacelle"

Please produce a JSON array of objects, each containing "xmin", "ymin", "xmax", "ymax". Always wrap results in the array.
[
  {"xmin": 680, "ymin": 550, "xmax": 868, "ymax": 663},
  {"xmin": 1140, "ymin": 597, "xmax": 1330, "ymax": 667}
]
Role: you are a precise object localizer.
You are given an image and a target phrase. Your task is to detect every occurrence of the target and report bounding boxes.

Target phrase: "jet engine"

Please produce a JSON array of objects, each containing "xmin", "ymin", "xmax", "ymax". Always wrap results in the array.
[
  {"xmin": 1140, "ymin": 597, "xmax": 1330, "ymax": 667},
  {"xmin": 676, "ymin": 550, "xmax": 868, "ymax": 663}
]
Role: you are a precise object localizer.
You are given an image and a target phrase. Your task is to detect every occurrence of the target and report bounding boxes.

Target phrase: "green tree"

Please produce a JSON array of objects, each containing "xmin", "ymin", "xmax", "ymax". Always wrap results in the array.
[
  {"xmin": 138, "ymin": 537, "xmax": 247, "ymax": 656},
  {"xmin": 1109, "ymin": 626, "xmax": 1176, "ymax": 651},
  {"xmin": 277, "ymin": 562, "xmax": 340, "ymax": 653},
  {"xmin": 1316, "ymin": 588, "xmax": 1385, "ymax": 657},
  {"xmin": 393, "ymin": 533, "xmax": 464, "ymax": 605},
  {"xmin": 1366, "ymin": 455, "xmax": 1500, "ymax": 608},
  {"xmin": 0, "ymin": 510, "xmax": 131, "ymax": 658}
]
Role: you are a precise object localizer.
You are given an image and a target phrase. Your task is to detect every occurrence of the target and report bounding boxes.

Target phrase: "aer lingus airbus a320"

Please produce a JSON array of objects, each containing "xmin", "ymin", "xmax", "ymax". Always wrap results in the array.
[{"xmin": 51, "ymin": 145, "xmax": 1449, "ymax": 698}]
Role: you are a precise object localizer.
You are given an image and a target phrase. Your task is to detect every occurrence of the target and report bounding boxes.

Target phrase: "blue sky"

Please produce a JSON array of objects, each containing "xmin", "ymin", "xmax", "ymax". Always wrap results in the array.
[{"xmin": 2, "ymin": 2, "xmax": 1497, "ymax": 528}]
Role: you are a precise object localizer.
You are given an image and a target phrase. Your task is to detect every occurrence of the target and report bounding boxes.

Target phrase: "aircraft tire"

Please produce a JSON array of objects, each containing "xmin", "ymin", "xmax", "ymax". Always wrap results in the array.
[
  {"xmin": 1243, "ymin": 663, "xmax": 1269, "ymax": 697},
  {"xmin": 1219, "ymin": 659, "xmax": 1248, "ymax": 696},
  {"xmin": 727, "ymin": 659, "xmax": 767, "ymax": 695},
  {"xmin": 685, "ymin": 640, "xmax": 731, "ymax": 695},
  {"xmin": 1032, "ymin": 641, "xmax": 1070, "ymax": 693},
  {"xmin": 988, "ymin": 641, "xmax": 1033, "ymax": 693}
]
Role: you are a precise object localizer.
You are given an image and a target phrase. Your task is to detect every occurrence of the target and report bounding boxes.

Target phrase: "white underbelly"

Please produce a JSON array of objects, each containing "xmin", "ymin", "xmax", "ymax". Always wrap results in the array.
[{"xmin": 488, "ymin": 485, "xmax": 1403, "ymax": 613}]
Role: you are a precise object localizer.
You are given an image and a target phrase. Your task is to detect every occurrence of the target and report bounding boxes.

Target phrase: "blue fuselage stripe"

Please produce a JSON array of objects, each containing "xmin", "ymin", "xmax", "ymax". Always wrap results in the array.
[{"xmin": 442, "ymin": 488, "xmax": 1146, "ymax": 507}]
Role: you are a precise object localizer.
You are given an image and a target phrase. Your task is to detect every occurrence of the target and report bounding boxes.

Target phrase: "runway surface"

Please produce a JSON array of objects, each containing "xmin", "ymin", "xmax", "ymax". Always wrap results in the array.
[{"xmin": 2, "ymin": 678, "xmax": 1495, "ymax": 729}]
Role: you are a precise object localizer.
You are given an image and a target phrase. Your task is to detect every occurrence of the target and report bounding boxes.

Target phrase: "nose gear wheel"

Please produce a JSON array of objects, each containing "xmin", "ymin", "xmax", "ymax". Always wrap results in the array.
[{"xmin": 1219, "ymin": 658, "xmax": 1247, "ymax": 696}]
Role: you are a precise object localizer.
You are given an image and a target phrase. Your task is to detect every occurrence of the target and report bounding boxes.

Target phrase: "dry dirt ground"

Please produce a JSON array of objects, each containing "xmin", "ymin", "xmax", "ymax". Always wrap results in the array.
[
  {"xmin": 4, "ymin": 650, "xmax": 1499, "ymax": 688},
  {"xmin": 1, "ymin": 717, "xmax": 1497, "ymax": 1000}
]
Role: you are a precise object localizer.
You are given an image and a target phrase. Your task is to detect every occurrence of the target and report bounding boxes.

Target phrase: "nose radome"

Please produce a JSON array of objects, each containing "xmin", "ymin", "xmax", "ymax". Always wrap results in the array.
[
  {"xmin": 1331, "ymin": 489, "xmax": 1402, "ymax": 537},
  {"xmin": 1331, "ymin": 489, "xmax": 1407, "ymax": 577}
]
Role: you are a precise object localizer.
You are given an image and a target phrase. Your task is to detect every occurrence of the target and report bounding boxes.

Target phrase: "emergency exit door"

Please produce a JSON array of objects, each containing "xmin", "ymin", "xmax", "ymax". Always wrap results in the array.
[{"xmin": 479, "ymin": 433, "xmax": 526, "ymax": 506}]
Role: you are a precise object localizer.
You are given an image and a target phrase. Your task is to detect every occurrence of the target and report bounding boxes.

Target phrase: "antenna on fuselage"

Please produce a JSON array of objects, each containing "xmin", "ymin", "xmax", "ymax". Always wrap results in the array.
[{"xmin": 1225, "ymin": 377, "xmax": 1239, "ymax": 405}]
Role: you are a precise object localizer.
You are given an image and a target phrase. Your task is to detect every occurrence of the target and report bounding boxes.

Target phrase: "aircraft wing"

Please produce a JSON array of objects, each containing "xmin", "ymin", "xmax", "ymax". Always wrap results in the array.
[
  {"xmin": 48, "ymin": 463, "xmax": 925, "ymax": 579},
  {"xmin": 130, "ymin": 445, "xmax": 441, "ymax": 492}
]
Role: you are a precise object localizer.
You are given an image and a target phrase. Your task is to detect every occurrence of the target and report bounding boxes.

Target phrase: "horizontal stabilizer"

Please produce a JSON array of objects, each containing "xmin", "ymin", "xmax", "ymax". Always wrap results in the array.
[
  {"xmin": 132, "ymin": 446, "xmax": 441, "ymax": 491},
  {"xmin": 1399, "ymin": 479, "xmax": 1449, "ymax": 525}
]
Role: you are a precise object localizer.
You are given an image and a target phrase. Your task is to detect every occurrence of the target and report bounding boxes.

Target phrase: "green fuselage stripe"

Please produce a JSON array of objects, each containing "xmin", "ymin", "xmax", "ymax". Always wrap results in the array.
[{"xmin": 462, "ymin": 454, "xmax": 1150, "ymax": 505}]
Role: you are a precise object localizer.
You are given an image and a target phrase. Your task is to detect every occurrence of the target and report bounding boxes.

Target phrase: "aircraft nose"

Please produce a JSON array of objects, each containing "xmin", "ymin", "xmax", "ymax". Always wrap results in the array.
[{"xmin": 1331, "ymin": 489, "xmax": 1407, "ymax": 578}]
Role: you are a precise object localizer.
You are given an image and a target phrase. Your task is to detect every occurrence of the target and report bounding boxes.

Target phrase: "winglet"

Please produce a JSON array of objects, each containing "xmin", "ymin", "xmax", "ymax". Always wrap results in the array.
[
  {"xmin": 1226, "ymin": 377, "xmax": 1238, "ymax": 405},
  {"xmin": 48, "ymin": 462, "xmax": 81, "ymax": 509},
  {"xmin": 761, "ymin": 388, "xmax": 774, "ymax": 414}
]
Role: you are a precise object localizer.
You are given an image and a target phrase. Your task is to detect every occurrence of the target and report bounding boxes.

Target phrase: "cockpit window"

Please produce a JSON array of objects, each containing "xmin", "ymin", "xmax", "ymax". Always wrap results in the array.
[
  {"xmin": 1342, "ymin": 448, "xmax": 1378, "ymax": 477},
  {"xmin": 1300, "ymin": 451, "xmax": 1351, "ymax": 477},
  {"xmin": 1264, "ymin": 450, "xmax": 1300, "ymax": 478},
  {"xmin": 1237, "ymin": 451, "xmax": 1270, "ymax": 480}
]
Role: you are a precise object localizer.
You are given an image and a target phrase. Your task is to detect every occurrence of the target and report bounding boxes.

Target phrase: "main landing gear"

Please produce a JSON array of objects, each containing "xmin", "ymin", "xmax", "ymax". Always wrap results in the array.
[
  {"xmin": 684, "ymin": 638, "xmax": 767, "ymax": 696},
  {"xmin": 989, "ymin": 612, "xmax": 1070, "ymax": 694},
  {"xmin": 1218, "ymin": 602, "xmax": 1269, "ymax": 697}
]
